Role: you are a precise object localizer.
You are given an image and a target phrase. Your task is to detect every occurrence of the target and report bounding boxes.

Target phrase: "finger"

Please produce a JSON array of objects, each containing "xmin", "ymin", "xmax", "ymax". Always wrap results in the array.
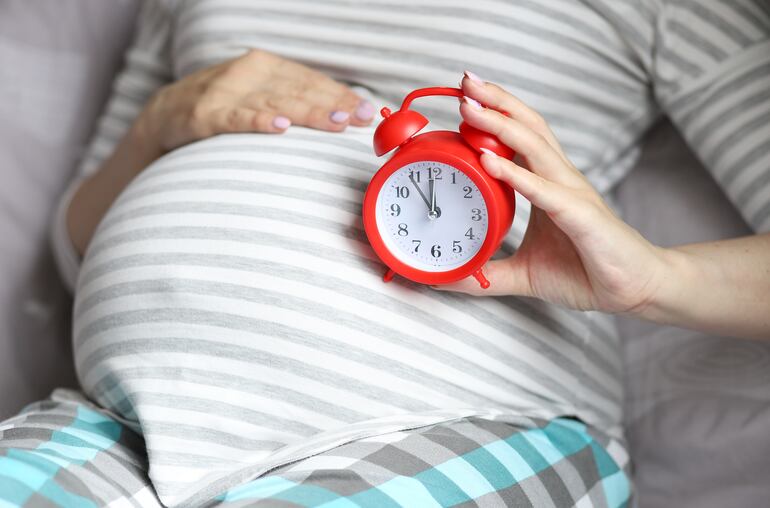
[
  {"xmin": 460, "ymin": 98, "xmax": 588, "ymax": 188},
  {"xmin": 292, "ymin": 85, "xmax": 375, "ymax": 127},
  {"xmin": 208, "ymin": 107, "xmax": 291, "ymax": 135},
  {"xmin": 258, "ymin": 94, "xmax": 352, "ymax": 132},
  {"xmin": 481, "ymin": 150, "xmax": 601, "ymax": 236},
  {"xmin": 479, "ymin": 150, "xmax": 570, "ymax": 214},
  {"xmin": 270, "ymin": 63, "xmax": 375, "ymax": 126},
  {"xmin": 330, "ymin": 90, "xmax": 376, "ymax": 127},
  {"xmin": 432, "ymin": 257, "xmax": 532, "ymax": 297},
  {"xmin": 460, "ymin": 71, "xmax": 567, "ymax": 160},
  {"xmin": 350, "ymin": 99, "xmax": 376, "ymax": 126},
  {"xmin": 483, "ymin": 149, "xmax": 588, "ymax": 217},
  {"xmin": 243, "ymin": 51, "xmax": 374, "ymax": 127}
]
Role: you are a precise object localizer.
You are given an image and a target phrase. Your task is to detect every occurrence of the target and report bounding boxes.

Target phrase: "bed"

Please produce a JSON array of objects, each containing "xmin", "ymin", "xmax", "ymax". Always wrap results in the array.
[{"xmin": 1, "ymin": 1, "xmax": 768, "ymax": 506}]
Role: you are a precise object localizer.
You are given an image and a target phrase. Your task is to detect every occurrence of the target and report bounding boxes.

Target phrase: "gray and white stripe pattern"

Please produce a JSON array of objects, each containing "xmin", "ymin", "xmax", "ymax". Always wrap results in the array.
[
  {"xmin": 55, "ymin": 0, "xmax": 769, "ymax": 505},
  {"xmin": 651, "ymin": 0, "xmax": 770, "ymax": 231},
  {"xmin": 74, "ymin": 127, "xmax": 621, "ymax": 505}
]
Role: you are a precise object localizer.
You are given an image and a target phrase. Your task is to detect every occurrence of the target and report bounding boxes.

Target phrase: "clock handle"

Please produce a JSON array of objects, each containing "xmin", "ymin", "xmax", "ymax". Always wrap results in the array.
[
  {"xmin": 399, "ymin": 87, "xmax": 515, "ymax": 159},
  {"xmin": 399, "ymin": 87, "xmax": 462, "ymax": 110},
  {"xmin": 473, "ymin": 269, "xmax": 491, "ymax": 289}
]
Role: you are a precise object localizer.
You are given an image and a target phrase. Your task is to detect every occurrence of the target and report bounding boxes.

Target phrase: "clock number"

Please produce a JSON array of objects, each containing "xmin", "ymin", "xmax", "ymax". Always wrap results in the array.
[
  {"xmin": 431, "ymin": 244, "xmax": 442, "ymax": 258},
  {"xmin": 464, "ymin": 227, "xmax": 475, "ymax": 240},
  {"xmin": 398, "ymin": 223, "xmax": 409, "ymax": 236},
  {"xmin": 451, "ymin": 172, "xmax": 457, "ymax": 185},
  {"xmin": 390, "ymin": 204, "xmax": 401, "ymax": 216},
  {"xmin": 471, "ymin": 208, "xmax": 482, "ymax": 221},
  {"xmin": 463, "ymin": 186, "xmax": 472, "ymax": 198},
  {"xmin": 452, "ymin": 241, "xmax": 462, "ymax": 253},
  {"xmin": 408, "ymin": 169, "xmax": 421, "ymax": 183},
  {"xmin": 396, "ymin": 186, "xmax": 410, "ymax": 199},
  {"xmin": 432, "ymin": 167, "xmax": 442, "ymax": 179},
  {"xmin": 412, "ymin": 239, "xmax": 421, "ymax": 252}
]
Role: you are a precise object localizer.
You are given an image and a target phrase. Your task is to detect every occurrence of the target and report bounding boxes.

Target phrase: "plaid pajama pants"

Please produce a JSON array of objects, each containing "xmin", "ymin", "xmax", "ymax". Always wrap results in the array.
[{"xmin": 0, "ymin": 391, "xmax": 630, "ymax": 507}]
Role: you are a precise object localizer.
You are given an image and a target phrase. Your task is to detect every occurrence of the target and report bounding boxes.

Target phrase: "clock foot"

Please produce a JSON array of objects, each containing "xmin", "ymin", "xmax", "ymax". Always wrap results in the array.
[
  {"xmin": 383, "ymin": 269, "xmax": 395, "ymax": 283},
  {"xmin": 473, "ymin": 269, "xmax": 490, "ymax": 289}
]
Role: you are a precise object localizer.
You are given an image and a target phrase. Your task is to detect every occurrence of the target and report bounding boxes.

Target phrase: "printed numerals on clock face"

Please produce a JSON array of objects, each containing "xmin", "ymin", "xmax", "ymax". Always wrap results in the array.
[{"xmin": 375, "ymin": 161, "xmax": 488, "ymax": 272}]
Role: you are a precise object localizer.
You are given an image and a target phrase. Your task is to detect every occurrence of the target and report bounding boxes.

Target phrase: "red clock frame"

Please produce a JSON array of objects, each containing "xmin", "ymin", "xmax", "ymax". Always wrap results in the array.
[{"xmin": 363, "ymin": 130, "xmax": 515, "ymax": 288}]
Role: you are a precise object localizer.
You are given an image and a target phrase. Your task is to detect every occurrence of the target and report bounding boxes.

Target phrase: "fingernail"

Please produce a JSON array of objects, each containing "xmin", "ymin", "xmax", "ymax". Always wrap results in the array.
[
  {"xmin": 480, "ymin": 147, "xmax": 497, "ymax": 157},
  {"xmin": 354, "ymin": 101, "xmax": 375, "ymax": 121},
  {"xmin": 272, "ymin": 116, "xmax": 291, "ymax": 129},
  {"xmin": 464, "ymin": 70, "xmax": 484, "ymax": 84},
  {"xmin": 463, "ymin": 96, "xmax": 483, "ymax": 109},
  {"xmin": 330, "ymin": 110, "xmax": 350, "ymax": 123},
  {"xmin": 480, "ymin": 150, "xmax": 500, "ymax": 176}
]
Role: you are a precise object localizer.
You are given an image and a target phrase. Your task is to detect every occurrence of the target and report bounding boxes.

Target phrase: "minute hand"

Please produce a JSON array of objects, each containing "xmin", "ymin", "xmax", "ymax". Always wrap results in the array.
[
  {"xmin": 428, "ymin": 169, "xmax": 440, "ymax": 220},
  {"xmin": 408, "ymin": 174, "xmax": 432, "ymax": 211},
  {"xmin": 429, "ymin": 171, "xmax": 436, "ymax": 213}
]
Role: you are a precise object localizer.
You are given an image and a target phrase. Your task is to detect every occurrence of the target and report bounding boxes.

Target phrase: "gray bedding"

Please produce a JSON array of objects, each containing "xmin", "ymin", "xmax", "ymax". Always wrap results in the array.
[
  {"xmin": 0, "ymin": 0, "xmax": 138, "ymax": 418},
  {"xmin": 617, "ymin": 122, "xmax": 770, "ymax": 507}
]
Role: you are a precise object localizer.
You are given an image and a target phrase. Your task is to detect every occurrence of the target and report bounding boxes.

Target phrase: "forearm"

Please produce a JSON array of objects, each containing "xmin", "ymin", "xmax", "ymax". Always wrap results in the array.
[
  {"xmin": 67, "ymin": 119, "xmax": 161, "ymax": 256},
  {"xmin": 641, "ymin": 234, "xmax": 770, "ymax": 340}
]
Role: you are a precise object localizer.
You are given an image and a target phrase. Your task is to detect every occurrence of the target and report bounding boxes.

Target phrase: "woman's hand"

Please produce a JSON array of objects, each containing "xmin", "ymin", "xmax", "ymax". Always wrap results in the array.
[
  {"xmin": 435, "ymin": 72, "xmax": 668, "ymax": 315},
  {"xmin": 137, "ymin": 49, "xmax": 375, "ymax": 156},
  {"xmin": 68, "ymin": 49, "xmax": 374, "ymax": 257}
]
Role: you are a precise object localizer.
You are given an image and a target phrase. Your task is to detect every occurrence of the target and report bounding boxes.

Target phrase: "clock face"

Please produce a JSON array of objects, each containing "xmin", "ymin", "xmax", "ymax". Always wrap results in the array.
[{"xmin": 375, "ymin": 161, "xmax": 489, "ymax": 272}]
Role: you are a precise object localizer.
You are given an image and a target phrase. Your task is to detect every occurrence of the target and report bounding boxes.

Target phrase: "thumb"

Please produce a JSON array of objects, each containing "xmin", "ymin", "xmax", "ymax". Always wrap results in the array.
[{"xmin": 432, "ymin": 256, "xmax": 532, "ymax": 297}]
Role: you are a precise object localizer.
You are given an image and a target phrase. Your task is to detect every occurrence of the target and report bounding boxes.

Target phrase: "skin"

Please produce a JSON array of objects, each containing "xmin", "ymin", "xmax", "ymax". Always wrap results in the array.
[
  {"xmin": 433, "ymin": 72, "xmax": 770, "ymax": 341},
  {"xmin": 67, "ymin": 49, "xmax": 374, "ymax": 255}
]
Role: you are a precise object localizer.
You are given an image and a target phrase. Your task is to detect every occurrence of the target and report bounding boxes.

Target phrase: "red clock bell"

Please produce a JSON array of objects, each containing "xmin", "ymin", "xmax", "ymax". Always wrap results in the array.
[{"xmin": 362, "ymin": 87, "xmax": 515, "ymax": 289}]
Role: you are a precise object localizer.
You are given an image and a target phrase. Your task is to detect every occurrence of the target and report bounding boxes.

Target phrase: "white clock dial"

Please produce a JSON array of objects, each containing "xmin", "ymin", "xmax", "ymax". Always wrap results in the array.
[{"xmin": 375, "ymin": 161, "xmax": 489, "ymax": 272}]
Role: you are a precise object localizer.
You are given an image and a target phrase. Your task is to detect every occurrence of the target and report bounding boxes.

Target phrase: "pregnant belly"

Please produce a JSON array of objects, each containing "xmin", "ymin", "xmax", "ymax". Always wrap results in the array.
[{"xmin": 71, "ymin": 128, "xmax": 609, "ymax": 504}]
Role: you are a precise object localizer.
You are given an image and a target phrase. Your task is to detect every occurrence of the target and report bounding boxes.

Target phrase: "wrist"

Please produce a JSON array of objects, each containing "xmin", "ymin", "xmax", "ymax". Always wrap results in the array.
[
  {"xmin": 131, "ymin": 104, "xmax": 165, "ymax": 165},
  {"xmin": 635, "ymin": 246, "xmax": 698, "ymax": 324}
]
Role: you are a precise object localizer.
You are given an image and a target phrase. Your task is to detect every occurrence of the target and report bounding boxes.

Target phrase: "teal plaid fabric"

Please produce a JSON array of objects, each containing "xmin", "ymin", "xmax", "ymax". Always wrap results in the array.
[
  {"xmin": 214, "ymin": 416, "xmax": 629, "ymax": 507},
  {"xmin": 0, "ymin": 393, "xmax": 157, "ymax": 508},
  {"xmin": 1, "ymin": 391, "xmax": 630, "ymax": 507}
]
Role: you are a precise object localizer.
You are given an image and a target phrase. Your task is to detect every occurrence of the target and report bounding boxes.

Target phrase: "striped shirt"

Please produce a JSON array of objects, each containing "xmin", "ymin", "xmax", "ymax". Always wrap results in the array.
[{"xmin": 52, "ymin": 0, "xmax": 770, "ymax": 505}]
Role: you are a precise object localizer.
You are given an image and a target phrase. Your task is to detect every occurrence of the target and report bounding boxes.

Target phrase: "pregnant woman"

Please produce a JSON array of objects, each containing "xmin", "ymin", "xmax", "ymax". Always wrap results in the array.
[{"xmin": 2, "ymin": 1, "xmax": 769, "ymax": 507}]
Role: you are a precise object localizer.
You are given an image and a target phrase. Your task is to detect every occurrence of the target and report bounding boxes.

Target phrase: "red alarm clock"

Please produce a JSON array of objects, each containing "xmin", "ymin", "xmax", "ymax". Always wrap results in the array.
[{"xmin": 362, "ymin": 87, "xmax": 515, "ymax": 289}]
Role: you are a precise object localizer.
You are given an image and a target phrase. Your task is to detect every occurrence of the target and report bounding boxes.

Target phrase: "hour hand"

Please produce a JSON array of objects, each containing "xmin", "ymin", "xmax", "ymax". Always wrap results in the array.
[{"xmin": 408, "ymin": 173, "xmax": 432, "ymax": 210}]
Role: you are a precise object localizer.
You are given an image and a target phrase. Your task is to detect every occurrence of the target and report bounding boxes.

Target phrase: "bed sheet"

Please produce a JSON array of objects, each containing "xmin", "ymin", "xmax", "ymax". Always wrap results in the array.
[
  {"xmin": 0, "ymin": 0, "xmax": 139, "ymax": 419},
  {"xmin": 616, "ymin": 121, "xmax": 770, "ymax": 508}
]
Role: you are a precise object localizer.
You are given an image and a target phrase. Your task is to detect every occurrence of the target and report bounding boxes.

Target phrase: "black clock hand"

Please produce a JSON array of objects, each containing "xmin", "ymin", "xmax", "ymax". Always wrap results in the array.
[
  {"xmin": 408, "ymin": 173, "xmax": 432, "ymax": 211},
  {"xmin": 428, "ymin": 168, "xmax": 438, "ymax": 220}
]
